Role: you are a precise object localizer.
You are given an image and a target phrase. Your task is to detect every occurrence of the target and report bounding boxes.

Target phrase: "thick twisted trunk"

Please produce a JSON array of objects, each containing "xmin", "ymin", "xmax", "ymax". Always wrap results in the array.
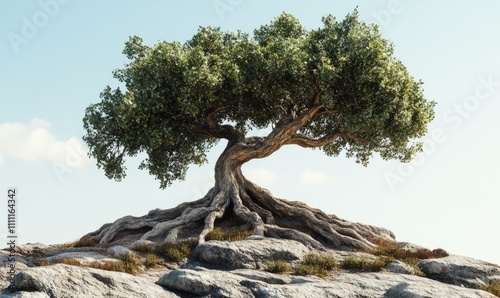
[
  {"xmin": 84, "ymin": 104, "xmax": 395, "ymax": 249},
  {"xmin": 85, "ymin": 139, "xmax": 394, "ymax": 250}
]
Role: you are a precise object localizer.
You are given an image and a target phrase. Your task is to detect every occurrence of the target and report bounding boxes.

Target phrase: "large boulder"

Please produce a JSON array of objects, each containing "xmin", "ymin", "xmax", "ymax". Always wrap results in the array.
[
  {"xmin": 4, "ymin": 264, "xmax": 177, "ymax": 298},
  {"xmin": 157, "ymin": 268, "xmax": 495, "ymax": 298},
  {"xmin": 194, "ymin": 236, "xmax": 310, "ymax": 269},
  {"xmin": 420, "ymin": 255, "xmax": 500, "ymax": 288}
]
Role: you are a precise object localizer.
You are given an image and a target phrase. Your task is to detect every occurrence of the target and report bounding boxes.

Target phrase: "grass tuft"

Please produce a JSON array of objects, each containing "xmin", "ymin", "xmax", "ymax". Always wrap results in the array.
[
  {"xmin": 154, "ymin": 241, "xmax": 196, "ymax": 262},
  {"xmin": 480, "ymin": 282, "xmax": 500, "ymax": 297},
  {"xmin": 57, "ymin": 236, "xmax": 97, "ymax": 249},
  {"xmin": 264, "ymin": 260, "xmax": 293, "ymax": 274},
  {"xmin": 205, "ymin": 228, "xmax": 254, "ymax": 242},
  {"xmin": 144, "ymin": 254, "xmax": 163, "ymax": 268},
  {"xmin": 368, "ymin": 238, "xmax": 446, "ymax": 260},
  {"xmin": 294, "ymin": 253, "xmax": 337, "ymax": 278},
  {"xmin": 33, "ymin": 254, "xmax": 142, "ymax": 274},
  {"xmin": 363, "ymin": 238, "xmax": 448, "ymax": 276},
  {"xmin": 340, "ymin": 256, "xmax": 392, "ymax": 272},
  {"xmin": 133, "ymin": 240, "xmax": 197, "ymax": 263}
]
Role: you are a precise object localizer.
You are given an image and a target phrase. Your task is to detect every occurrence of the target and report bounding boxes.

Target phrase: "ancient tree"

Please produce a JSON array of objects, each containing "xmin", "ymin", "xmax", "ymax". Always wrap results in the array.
[{"xmin": 82, "ymin": 12, "xmax": 435, "ymax": 250}]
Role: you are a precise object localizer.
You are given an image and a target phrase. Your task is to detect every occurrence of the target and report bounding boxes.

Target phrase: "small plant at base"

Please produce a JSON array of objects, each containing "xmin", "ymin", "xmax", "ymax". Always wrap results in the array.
[
  {"xmin": 119, "ymin": 252, "xmax": 141, "ymax": 274},
  {"xmin": 205, "ymin": 228, "xmax": 254, "ymax": 241},
  {"xmin": 32, "ymin": 259, "xmax": 52, "ymax": 267},
  {"xmin": 154, "ymin": 240, "xmax": 197, "ymax": 262},
  {"xmin": 88, "ymin": 260, "xmax": 126, "ymax": 273},
  {"xmin": 58, "ymin": 258, "xmax": 84, "ymax": 267},
  {"xmin": 480, "ymin": 282, "xmax": 500, "ymax": 296},
  {"xmin": 57, "ymin": 236, "xmax": 97, "ymax": 249},
  {"xmin": 264, "ymin": 260, "xmax": 292, "ymax": 274},
  {"xmin": 144, "ymin": 254, "xmax": 163, "ymax": 268},
  {"xmin": 294, "ymin": 253, "xmax": 337, "ymax": 278},
  {"xmin": 368, "ymin": 238, "xmax": 447, "ymax": 260},
  {"xmin": 341, "ymin": 256, "xmax": 392, "ymax": 272}
]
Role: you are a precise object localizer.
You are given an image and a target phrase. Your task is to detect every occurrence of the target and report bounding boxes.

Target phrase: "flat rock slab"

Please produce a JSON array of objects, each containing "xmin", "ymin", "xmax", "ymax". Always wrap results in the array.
[
  {"xmin": 195, "ymin": 236, "xmax": 310, "ymax": 269},
  {"xmin": 421, "ymin": 255, "xmax": 500, "ymax": 288},
  {"xmin": 4, "ymin": 264, "xmax": 178, "ymax": 298},
  {"xmin": 158, "ymin": 268, "xmax": 496, "ymax": 298}
]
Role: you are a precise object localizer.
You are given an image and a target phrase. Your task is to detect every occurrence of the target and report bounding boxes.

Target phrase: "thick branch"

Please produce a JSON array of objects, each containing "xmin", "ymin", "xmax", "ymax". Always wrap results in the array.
[
  {"xmin": 193, "ymin": 107, "xmax": 244, "ymax": 144},
  {"xmin": 264, "ymin": 105, "xmax": 323, "ymax": 146},
  {"xmin": 286, "ymin": 131, "xmax": 341, "ymax": 148}
]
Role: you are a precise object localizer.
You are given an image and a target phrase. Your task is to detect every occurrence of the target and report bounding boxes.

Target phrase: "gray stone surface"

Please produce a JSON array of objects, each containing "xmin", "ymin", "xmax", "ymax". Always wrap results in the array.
[
  {"xmin": 420, "ymin": 255, "xmax": 500, "ymax": 288},
  {"xmin": 195, "ymin": 236, "xmax": 310, "ymax": 269},
  {"xmin": 41, "ymin": 251, "xmax": 115, "ymax": 265},
  {"xmin": 3, "ymin": 264, "xmax": 177, "ymax": 298},
  {"xmin": 157, "ymin": 268, "xmax": 495, "ymax": 298},
  {"xmin": 387, "ymin": 260, "xmax": 416, "ymax": 275},
  {"xmin": 1, "ymin": 236, "xmax": 499, "ymax": 297},
  {"xmin": 107, "ymin": 245, "xmax": 134, "ymax": 258}
]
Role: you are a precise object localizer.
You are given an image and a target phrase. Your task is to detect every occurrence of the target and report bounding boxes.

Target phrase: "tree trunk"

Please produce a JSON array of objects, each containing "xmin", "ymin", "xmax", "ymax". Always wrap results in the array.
[{"xmin": 84, "ymin": 140, "xmax": 395, "ymax": 251}]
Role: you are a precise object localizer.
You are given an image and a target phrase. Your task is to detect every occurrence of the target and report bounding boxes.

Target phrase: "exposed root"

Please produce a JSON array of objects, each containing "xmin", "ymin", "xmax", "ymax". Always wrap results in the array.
[{"xmin": 83, "ymin": 177, "xmax": 394, "ymax": 251}]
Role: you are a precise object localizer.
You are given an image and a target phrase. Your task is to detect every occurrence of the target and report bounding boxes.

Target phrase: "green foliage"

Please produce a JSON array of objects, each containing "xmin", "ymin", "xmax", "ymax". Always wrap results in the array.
[
  {"xmin": 294, "ymin": 253, "xmax": 337, "ymax": 278},
  {"xmin": 205, "ymin": 228, "xmax": 254, "ymax": 241},
  {"xmin": 340, "ymin": 256, "xmax": 392, "ymax": 272},
  {"xmin": 83, "ymin": 11, "xmax": 435, "ymax": 188},
  {"xmin": 264, "ymin": 260, "xmax": 293, "ymax": 273}
]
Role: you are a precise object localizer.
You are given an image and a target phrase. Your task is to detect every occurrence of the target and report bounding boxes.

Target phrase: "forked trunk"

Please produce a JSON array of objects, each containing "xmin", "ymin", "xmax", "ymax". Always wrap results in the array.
[{"xmin": 85, "ymin": 141, "xmax": 395, "ymax": 251}]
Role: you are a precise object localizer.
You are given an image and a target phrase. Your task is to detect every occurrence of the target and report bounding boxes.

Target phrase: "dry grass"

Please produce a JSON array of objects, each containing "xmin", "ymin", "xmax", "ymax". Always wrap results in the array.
[
  {"xmin": 144, "ymin": 254, "xmax": 163, "ymax": 268},
  {"xmin": 362, "ymin": 238, "xmax": 448, "ymax": 276},
  {"xmin": 57, "ymin": 236, "xmax": 97, "ymax": 249},
  {"xmin": 264, "ymin": 260, "xmax": 293, "ymax": 274},
  {"xmin": 294, "ymin": 253, "xmax": 337, "ymax": 278},
  {"xmin": 340, "ymin": 256, "xmax": 392, "ymax": 272},
  {"xmin": 33, "ymin": 253, "xmax": 142, "ymax": 274},
  {"xmin": 132, "ymin": 240, "xmax": 197, "ymax": 263},
  {"xmin": 368, "ymin": 238, "xmax": 447, "ymax": 260},
  {"xmin": 480, "ymin": 282, "xmax": 500, "ymax": 297},
  {"xmin": 205, "ymin": 228, "xmax": 254, "ymax": 242}
]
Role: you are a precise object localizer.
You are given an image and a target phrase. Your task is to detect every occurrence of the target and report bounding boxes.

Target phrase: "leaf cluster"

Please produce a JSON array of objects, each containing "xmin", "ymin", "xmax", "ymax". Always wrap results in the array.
[{"xmin": 83, "ymin": 11, "xmax": 435, "ymax": 187}]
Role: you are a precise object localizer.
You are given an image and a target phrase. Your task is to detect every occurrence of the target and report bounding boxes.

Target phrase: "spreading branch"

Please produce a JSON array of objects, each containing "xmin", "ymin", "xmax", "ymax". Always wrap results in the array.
[{"xmin": 286, "ymin": 131, "xmax": 342, "ymax": 148}]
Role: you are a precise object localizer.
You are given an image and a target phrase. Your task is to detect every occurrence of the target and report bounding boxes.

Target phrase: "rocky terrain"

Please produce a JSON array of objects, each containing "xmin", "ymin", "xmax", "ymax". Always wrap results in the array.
[{"xmin": 1, "ymin": 233, "xmax": 499, "ymax": 297}]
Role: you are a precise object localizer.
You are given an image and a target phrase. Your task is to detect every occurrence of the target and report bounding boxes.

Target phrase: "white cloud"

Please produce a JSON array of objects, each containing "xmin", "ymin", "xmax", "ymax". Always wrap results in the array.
[
  {"xmin": 244, "ymin": 168, "xmax": 279, "ymax": 187},
  {"xmin": 299, "ymin": 170, "xmax": 332, "ymax": 185},
  {"xmin": 0, "ymin": 119, "xmax": 89, "ymax": 169}
]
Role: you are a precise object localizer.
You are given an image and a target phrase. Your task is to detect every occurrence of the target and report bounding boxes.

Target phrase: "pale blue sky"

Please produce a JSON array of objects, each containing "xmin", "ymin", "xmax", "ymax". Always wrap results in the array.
[{"xmin": 1, "ymin": 1, "xmax": 499, "ymax": 264}]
